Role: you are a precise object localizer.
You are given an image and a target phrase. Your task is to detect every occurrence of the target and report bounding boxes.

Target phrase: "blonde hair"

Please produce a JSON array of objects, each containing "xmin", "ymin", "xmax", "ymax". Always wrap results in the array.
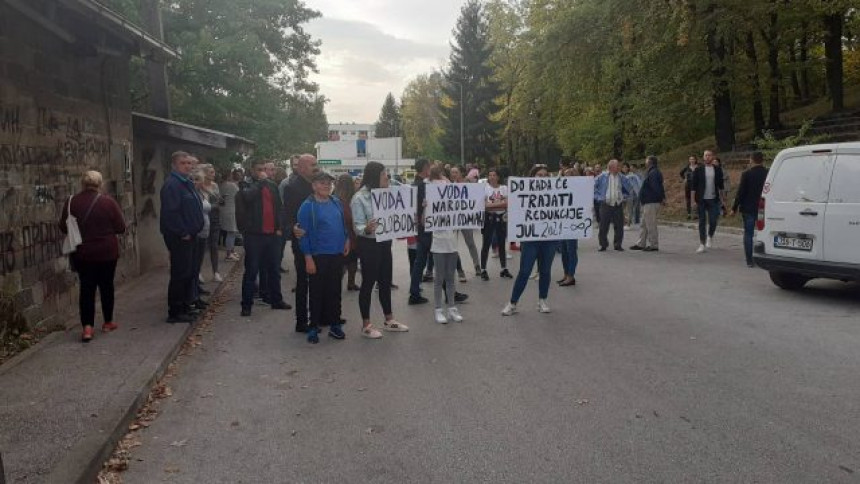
[
  {"xmin": 190, "ymin": 168, "xmax": 206, "ymax": 184},
  {"xmin": 81, "ymin": 170, "xmax": 103, "ymax": 190}
]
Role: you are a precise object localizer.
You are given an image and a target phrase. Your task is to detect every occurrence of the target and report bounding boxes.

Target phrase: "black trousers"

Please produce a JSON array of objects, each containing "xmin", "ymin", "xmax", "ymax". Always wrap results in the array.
[
  {"xmin": 684, "ymin": 185, "xmax": 693, "ymax": 216},
  {"xmin": 480, "ymin": 213, "xmax": 507, "ymax": 270},
  {"xmin": 164, "ymin": 234, "xmax": 195, "ymax": 316},
  {"xmin": 77, "ymin": 259, "xmax": 117, "ymax": 328},
  {"xmin": 292, "ymin": 241, "xmax": 310, "ymax": 330},
  {"xmin": 598, "ymin": 202, "xmax": 625, "ymax": 249},
  {"xmin": 309, "ymin": 254, "xmax": 344, "ymax": 329},
  {"xmin": 357, "ymin": 237, "xmax": 393, "ymax": 320}
]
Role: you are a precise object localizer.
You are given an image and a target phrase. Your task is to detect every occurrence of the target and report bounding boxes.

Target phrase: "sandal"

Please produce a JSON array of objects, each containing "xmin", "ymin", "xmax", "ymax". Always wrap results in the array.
[
  {"xmin": 383, "ymin": 320, "xmax": 409, "ymax": 332},
  {"xmin": 362, "ymin": 325, "xmax": 383, "ymax": 339}
]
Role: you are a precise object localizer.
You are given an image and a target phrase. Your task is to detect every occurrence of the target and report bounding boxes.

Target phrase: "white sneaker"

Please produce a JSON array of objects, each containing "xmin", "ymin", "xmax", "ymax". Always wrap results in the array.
[
  {"xmin": 434, "ymin": 309, "xmax": 448, "ymax": 324},
  {"xmin": 696, "ymin": 244, "xmax": 706, "ymax": 254},
  {"xmin": 214, "ymin": 273, "xmax": 223, "ymax": 283},
  {"xmin": 501, "ymin": 302, "xmax": 517, "ymax": 316},
  {"xmin": 530, "ymin": 270, "xmax": 538, "ymax": 280},
  {"xmin": 538, "ymin": 299, "xmax": 551, "ymax": 313},
  {"xmin": 706, "ymin": 236, "xmax": 713, "ymax": 248},
  {"xmin": 198, "ymin": 274, "xmax": 205, "ymax": 283},
  {"xmin": 506, "ymin": 254, "xmax": 513, "ymax": 260},
  {"xmin": 447, "ymin": 307, "xmax": 464, "ymax": 323}
]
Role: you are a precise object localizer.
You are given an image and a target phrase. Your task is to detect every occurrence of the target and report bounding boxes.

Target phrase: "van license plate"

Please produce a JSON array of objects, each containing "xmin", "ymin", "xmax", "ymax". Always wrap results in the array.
[{"xmin": 774, "ymin": 235, "xmax": 813, "ymax": 251}]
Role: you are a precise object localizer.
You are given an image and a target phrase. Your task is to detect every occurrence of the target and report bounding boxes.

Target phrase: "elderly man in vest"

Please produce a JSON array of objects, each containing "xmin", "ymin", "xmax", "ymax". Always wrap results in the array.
[{"xmin": 594, "ymin": 159, "xmax": 634, "ymax": 252}]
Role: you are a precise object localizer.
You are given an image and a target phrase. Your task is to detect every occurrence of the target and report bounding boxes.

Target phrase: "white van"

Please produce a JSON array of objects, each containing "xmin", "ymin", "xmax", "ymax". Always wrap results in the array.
[{"xmin": 754, "ymin": 142, "xmax": 860, "ymax": 290}]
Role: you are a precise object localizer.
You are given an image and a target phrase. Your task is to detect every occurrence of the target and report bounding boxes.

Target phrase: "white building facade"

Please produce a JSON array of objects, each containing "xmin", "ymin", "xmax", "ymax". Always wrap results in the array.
[
  {"xmin": 315, "ymin": 137, "xmax": 414, "ymax": 177},
  {"xmin": 327, "ymin": 123, "xmax": 375, "ymax": 142}
]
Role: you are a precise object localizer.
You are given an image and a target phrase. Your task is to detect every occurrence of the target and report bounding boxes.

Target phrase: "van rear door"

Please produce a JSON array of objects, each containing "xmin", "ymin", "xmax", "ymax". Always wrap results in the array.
[
  {"xmin": 823, "ymin": 153, "xmax": 860, "ymax": 265},
  {"xmin": 762, "ymin": 153, "xmax": 834, "ymax": 261}
]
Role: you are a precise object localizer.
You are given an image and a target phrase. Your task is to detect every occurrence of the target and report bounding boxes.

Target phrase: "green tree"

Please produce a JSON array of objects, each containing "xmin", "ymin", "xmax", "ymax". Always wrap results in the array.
[
  {"xmin": 400, "ymin": 73, "xmax": 446, "ymax": 160},
  {"xmin": 374, "ymin": 93, "xmax": 401, "ymax": 138},
  {"xmin": 442, "ymin": 0, "xmax": 501, "ymax": 166}
]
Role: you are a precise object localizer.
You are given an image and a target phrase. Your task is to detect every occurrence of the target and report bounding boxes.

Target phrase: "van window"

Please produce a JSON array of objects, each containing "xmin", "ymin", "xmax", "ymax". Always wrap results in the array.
[
  {"xmin": 828, "ymin": 154, "xmax": 860, "ymax": 203},
  {"xmin": 770, "ymin": 155, "xmax": 832, "ymax": 203}
]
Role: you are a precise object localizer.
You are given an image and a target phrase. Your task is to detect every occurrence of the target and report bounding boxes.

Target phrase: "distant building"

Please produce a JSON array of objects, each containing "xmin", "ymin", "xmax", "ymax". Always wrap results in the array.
[
  {"xmin": 315, "ymin": 137, "xmax": 412, "ymax": 177},
  {"xmin": 327, "ymin": 123, "xmax": 375, "ymax": 142}
]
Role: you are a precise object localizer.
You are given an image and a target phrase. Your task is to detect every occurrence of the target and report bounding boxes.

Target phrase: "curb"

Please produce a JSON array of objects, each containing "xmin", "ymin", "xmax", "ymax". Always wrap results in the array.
[
  {"xmin": 658, "ymin": 220, "xmax": 744, "ymax": 236},
  {"xmin": 44, "ymin": 261, "xmax": 241, "ymax": 484}
]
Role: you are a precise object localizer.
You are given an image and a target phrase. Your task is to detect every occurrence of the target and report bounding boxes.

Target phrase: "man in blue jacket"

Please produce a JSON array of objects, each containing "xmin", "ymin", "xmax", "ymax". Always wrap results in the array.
[
  {"xmin": 630, "ymin": 156, "xmax": 666, "ymax": 252},
  {"xmin": 160, "ymin": 151, "xmax": 205, "ymax": 323},
  {"xmin": 594, "ymin": 159, "xmax": 634, "ymax": 251}
]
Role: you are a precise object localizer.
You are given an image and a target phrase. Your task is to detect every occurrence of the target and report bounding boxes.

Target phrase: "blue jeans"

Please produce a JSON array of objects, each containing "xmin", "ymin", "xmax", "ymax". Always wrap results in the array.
[
  {"xmin": 510, "ymin": 241, "xmax": 558, "ymax": 303},
  {"xmin": 697, "ymin": 199, "xmax": 721, "ymax": 243},
  {"xmin": 561, "ymin": 239, "xmax": 579, "ymax": 276},
  {"xmin": 409, "ymin": 232, "xmax": 432, "ymax": 298},
  {"xmin": 241, "ymin": 233, "xmax": 282, "ymax": 308},
  {"xmin": 742, "ymin": 213, "xmax": 756, "ymax": 265}
]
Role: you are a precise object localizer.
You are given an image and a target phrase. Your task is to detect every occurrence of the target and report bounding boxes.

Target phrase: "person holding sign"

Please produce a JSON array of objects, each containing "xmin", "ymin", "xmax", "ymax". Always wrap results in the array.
[
  {"xmin": 501, "ymin": 165, "xmax": 559, "ymax": 316},
  {"xmin": 449, "ymin": 166, "xmax": 481, "ymax": 279},
  {"xmin": 594, "ymin": 159, "xmax": 634, "ymax": 252},
  {"xmin": 427, "ymin": 165, "xmax": 465, "ymax": 324},
  {"xmin": 351, "ymin": 162, "xmax": 409, "ymax": 339},
  {"xmin": 480, "ymin": 167, "xmax": 513, "ymax": 281},
  {"xmin": 297, "ymin": 172, "xmax": 350, "ymax": 344}
]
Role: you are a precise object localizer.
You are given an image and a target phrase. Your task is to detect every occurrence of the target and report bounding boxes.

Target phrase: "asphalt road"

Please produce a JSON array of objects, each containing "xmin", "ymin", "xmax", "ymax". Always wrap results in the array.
[{"xmin": 119, "ymin": 226, "xmax": 860, "ymax": 483}]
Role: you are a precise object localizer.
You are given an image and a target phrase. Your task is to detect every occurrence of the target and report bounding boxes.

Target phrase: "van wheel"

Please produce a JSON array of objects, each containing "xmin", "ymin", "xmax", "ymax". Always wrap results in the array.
[{"xmin": 769, "ymin": 271, "xmax": 810, "ymax": 291}]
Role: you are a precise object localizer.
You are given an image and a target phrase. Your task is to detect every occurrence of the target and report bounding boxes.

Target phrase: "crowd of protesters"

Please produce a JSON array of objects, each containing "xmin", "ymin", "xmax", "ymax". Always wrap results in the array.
[{"xmin": 60, "ymin": 147, "xmax": 765, "ymax": 344}]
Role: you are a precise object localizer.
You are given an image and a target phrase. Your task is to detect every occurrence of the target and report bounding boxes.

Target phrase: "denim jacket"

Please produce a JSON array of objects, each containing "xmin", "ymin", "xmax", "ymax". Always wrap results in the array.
[
  {"xmin": 350, "ymin": 187, "xmax": 375, "ymax": 239},
  {"xmin": 594, "ymin": 172, "xmax": 634, "ymax": 203}
]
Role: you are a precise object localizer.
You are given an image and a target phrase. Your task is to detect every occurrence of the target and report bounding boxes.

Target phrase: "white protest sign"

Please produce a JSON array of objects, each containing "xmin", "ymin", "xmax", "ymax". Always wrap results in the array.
[
  {"xmin": 371, "ymin": 185, "xmax": 417, "ymax": 242},
  {"xmin": 507, "ymin": 176, "xmax": 595, "ymax": 242},
  {"xmin": 424, "ymin": 182, "xmax": 485, "ymax": 231}
]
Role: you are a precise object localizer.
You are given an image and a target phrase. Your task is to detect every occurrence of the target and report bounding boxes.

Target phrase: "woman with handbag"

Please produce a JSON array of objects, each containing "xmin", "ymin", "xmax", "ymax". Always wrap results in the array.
[{"xmin": 59, "ymin": 171, "xmax": 126, "ymax": 342}]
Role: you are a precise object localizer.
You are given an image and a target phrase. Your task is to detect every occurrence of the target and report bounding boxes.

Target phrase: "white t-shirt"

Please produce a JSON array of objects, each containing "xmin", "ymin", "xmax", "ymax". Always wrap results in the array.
[
  {"xmin": 485, "ymin": 184, "xmax": 508, "ymax": 213},
  {"xmin": 704, "ymin": 165, "xmax": 716, "ymax": 200},
  {"xmin": 430, "ymin": 180, "xmax": 459, "ymax": 254}
]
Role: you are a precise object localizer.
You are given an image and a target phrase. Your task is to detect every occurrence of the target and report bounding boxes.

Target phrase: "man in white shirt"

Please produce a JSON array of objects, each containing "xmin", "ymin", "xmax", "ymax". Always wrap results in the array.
[{"xmin": 690, "ymin": 150, "xmax": 726, "ymax": 253}]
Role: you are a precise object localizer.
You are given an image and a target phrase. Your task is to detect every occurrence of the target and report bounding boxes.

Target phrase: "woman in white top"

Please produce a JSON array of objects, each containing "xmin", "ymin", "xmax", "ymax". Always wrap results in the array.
[
  {"xmin": 428, "ymin": 165, "xmax": 464, "ymax": 324},
  {"xmin": 479, "ymin": 167, "xmax": 513, "ymax": 281}
]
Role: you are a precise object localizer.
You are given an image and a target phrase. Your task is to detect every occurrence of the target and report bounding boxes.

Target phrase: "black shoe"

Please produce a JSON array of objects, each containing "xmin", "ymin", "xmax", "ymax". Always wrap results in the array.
[
  {"xmin": 643, "ymin": 246, "xmax": 659, "ymax": 252},
  {"xmin": 295, "ymin": 324, "xmax": 308, "ymax": 333},
  {"xmin": 422, "ymin": 274, "xmax": 434, "ymax": 282},
  {"xmin": 614, "ymin": 246, "xmax": 625, "ymax": 252},
  {"xmin": 199, "ymin": 288, "xmax": 211, "ymax": 295},
  {"xmin": 454, "ymin": 292, "xmax": 468, "ymax": 303},
  {"xmin": 408, "ymin": 295, "xmax": 429, "ymax": 305},
  {"xmin": 240, "ymin": 307, "xmax": 251, "ymax": 317},
  {"xmin": 167, "ymin": 313, "xmax": 195, "ymax": 323},
  {"xmin": 500, "ymin": 269, "xmax": 513, "ymax": 279},
  {"xmin": 559, "ymin": 278, "xmax": 576, "ymax": 287},
  {"xmin": 480, "ymin": 270, "xmax": 489, "ymax": 281},
  {"xmin": 271, "ymin": 301, "xmax": 292, "ymax": 310},
  {"xmin": 328, "ymin": 323, "xmax": 345, "ymax": 340},
  {"xmin": 630, "ymin": 245, "xmax": 644, "ymax": 251},
  {"xmin": 598, "ymin": 247, "xmax": 607, "ymax": 252},
  {"xmin": 193, "ymin": 299, "xmax": 209, "ymax": 308}
]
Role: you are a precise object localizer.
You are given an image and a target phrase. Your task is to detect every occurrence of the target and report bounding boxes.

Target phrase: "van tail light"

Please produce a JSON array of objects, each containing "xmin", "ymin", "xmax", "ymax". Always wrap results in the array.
[{"xmin": 756, "ymin": 197, "xmax": 766, "ymax": 231}]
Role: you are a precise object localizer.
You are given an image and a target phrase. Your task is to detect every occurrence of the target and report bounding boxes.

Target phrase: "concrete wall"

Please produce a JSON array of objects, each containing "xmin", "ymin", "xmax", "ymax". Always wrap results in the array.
[{"xmin": 0, "ymin": 4, "xmax": 138, "ymax": 336}]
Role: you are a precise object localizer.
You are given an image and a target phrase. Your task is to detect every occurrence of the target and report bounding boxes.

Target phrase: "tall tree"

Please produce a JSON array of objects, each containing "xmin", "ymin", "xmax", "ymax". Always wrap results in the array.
[
  {"xmin": 374, "ymin": 93, "xmax": 401, "ymax": 138},
  {"xmin": 400, "ymin": 73, "xmax": 446, "ymax": 160},
  {"xmin": 159, "ymin": 0, "xmax": 327, "ymax": 157},
  {"xmin": 442, "ymin": 0, "xmax": 501, "ymax": 166}
]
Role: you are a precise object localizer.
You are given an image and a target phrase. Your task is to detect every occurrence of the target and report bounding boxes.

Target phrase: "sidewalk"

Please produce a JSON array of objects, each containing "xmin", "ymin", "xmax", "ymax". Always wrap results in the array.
[{"xmin": 0, "ymin": 259, "xmax": 238, "ymax": 484}]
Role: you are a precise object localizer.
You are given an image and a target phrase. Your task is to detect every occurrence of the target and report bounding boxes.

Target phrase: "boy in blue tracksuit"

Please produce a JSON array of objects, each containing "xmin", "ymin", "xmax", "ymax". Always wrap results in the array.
[{"xmin": 297, "ymin": 171, "xmax": 350, "ymax": 344}]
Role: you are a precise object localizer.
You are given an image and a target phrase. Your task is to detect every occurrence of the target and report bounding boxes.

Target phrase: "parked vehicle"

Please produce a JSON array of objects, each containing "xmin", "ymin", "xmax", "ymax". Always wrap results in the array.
[{"xmin": 754, "ymin": 142, "xmax": 860, "ymax": 290}]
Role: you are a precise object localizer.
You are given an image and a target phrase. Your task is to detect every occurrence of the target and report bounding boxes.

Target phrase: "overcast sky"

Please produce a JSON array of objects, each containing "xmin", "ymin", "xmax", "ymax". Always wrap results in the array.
[{"xmin": 303, "ymin": 0, "xmax": 463, "ymax": 124}]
